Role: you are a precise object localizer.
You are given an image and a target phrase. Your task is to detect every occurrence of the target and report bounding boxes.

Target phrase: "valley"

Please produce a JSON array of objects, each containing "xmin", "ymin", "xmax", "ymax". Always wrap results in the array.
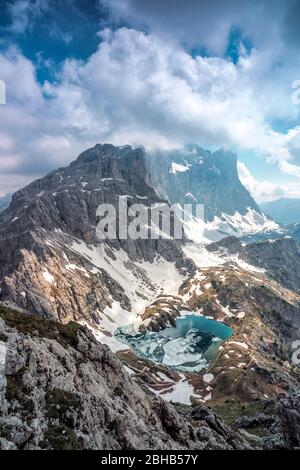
[{"xmin": 0, "ymin": 143, "xmax": 300, "ymax": 450}]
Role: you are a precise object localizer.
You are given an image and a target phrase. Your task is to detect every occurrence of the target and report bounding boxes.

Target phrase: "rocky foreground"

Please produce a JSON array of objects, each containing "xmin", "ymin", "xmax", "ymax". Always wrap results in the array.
[
  {"xmin": 0, "ymin": 305, "xmax": 299, "ymax": 450},
  {"xmin": 0, "ymin": 305, "xmax": 245, "ymax": 450}
]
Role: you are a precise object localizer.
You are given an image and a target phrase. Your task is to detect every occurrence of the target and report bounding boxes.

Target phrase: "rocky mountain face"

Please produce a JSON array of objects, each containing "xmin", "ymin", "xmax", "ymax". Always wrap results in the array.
[
  {"xmin": 275, "ymin": 390, "xmax": 300, "ymax": 449},
  {"xmin": 129, "ymin": 260, "xmax": 300, "ymax": 404},
  {"xmin": 1, "ymin": 304, "xmax": 299, "ymax": 450},
  {"xmin": 0, "ymin": 143, "xmax": 188, "ymax": 262},
  {"xmin": 208, "ymin": 236, "xmax": 300, "ymax": 295},
  {"xmin": 0, "ymin": 144, "xmax": 194, "ymax": 325},
  {"xmin": 147, "ymin": 145, "xmax": 260, "ymax": 221},
  {"xmin": 1, "ymin": 142, "xmax": 300, "ymax": 449},
  {"xmin": 289, "ymin": 223, "xmax": 300, "ymax": 244},
  {"xmin": 0, "ymin": 305, "xmax": 248, "ymax": 450},
  {"xmin": 0, "ymin": 142, "xmax": 264, "ymax": 329}
]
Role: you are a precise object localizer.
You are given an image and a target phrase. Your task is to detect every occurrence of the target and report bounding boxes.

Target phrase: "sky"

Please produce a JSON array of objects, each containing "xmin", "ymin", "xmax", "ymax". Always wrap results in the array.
[{"xmin": 1, "ymin": 0, "xmax": 300, "ymax": 202}]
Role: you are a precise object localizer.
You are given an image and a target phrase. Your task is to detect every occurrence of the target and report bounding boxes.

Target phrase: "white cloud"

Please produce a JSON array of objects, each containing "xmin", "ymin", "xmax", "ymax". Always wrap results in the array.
[
  {"xmin": 46, "ymin": 28, "xmax": 300, "ymax": 168},
  {"xmin": 1, "ymin": 26, "xmax": 300, "ymax": 195},
  {"xmin": 0, "ymin": 47, "xmax": 83, "ymax": 192},
  {"xmin": 238, "ymin": 161, "xmax": 300, "ymax": 203},
  {"xmin": 49, "ymin": 24, "xmax": 73, "ymax": 44},
  {"xmin": 104, "ymin": 0, "xmax": 280, "ymax": 55},
  {"xmin": 6, "ymin": 0, "xmax": 49, "ymax": 35},
  {"xmin": 0, "ymin": 174, "xmax": 34, "ymax": 197}
]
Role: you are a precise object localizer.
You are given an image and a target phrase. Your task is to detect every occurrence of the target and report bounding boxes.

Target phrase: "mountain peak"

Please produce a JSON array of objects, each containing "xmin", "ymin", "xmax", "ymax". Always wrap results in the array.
[
  {"xmin": 147, "ymin": 145, "xmax": 260, "ymax": 221},
  {"xmin": 74, "ymin": 143, "xmax": 136, "ymax": 164}
]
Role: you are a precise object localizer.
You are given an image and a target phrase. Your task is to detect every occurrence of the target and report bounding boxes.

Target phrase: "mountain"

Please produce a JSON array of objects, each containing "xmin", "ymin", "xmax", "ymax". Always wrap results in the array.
[
  {"xmin": 123, "ymin": 252, "xmax": 300, "ymax": 405},
  {"xmin": 289, "ymin": 223, "xmax": 300, "ymax": 244},
  {"xmin": 260, "ymin": 198, "xmax": 300, "ymax": 225},
  {"xmin": 147, "ymin": 145, "xmax": 279, "ymax": 241},
  {"xmin": 0, "ymin": 142, "xmax": 278, "ymax": 328},
  {"xmin": 1, "ymin": 304, "xmax": 300, "ymax": 450},
  {"xmin": 0, "ymin": 304, "xmax": 246, "ymax": 450},
  {"xmin": 0, "ymin": 194, "xmax": 11, "ymax": 213},
  {"xmin": 148, "ymin": 145, "xmax": 261, "ymax": 221},
  {"xmin": 208, "ymin": 235, "xmax": 300, "ymax": 295},
  {"xmin": 0, "ymin": 142, "xmax": 268, "ymax": 327},
  {"xmin": 0, "ymin": 143, "xmax": 194, "ymax": 325},
  {"xmin": 1, "ymin": 142, "xmax": 300, "ymax": 449}
]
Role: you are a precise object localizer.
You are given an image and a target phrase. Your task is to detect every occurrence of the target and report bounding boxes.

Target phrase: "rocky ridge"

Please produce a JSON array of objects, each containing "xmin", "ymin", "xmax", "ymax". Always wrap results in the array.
[
  {"xmin": 147, "ymin": 145, "xmax": 260, "ymax": 221},
  {"xmin": 0, "ymin": 144, "xmax": 194, "ymax": 327},
  {"xmin": 123, "ymin": 261, "xmax": 300, "ymax": 405},
  {"xmin": 0, "ymin": 304, "xmax": 247, "ymax": 450},
  {"xmin": 208, "ymin": 235, "xmax": 300, "ymax": 295},
  {"xmin": 1, "ymin": 143, "xmax": 300, "ymax": 449}
]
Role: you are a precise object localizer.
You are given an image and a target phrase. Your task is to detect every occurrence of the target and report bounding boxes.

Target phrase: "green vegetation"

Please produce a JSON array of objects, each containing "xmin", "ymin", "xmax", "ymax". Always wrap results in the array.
[
  {"xmin": 42, "ymin": 388, "xmax": 84, "ymax": 449},
  {"xmin": 0, "ymin": 304, "xmax": 83, "ymax": 348},
  {"xmin": 209, "ymin": 398, "xmax": 276, "ymax": 439},
  {"xmin": 210, "ymin": 399, "xmax": 264, "ymax": 427},
  {"xmin": 45, "ymin": 389, "xmax": 80, "ymax": 420},
  {"xmin": 40, "ymin": 424, "xmax": 84, "ymax": 450}
]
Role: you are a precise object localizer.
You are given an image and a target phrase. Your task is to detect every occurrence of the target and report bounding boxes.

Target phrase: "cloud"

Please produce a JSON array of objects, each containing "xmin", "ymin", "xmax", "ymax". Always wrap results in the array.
[
  {"xmin": 49, "ymin": 24, "xmax": 73, "ymax": 44},
  {"xmin": 238, "ymin": 161, "xmax": 300, "ymax": 202},
  {"xmin": 1, "ymin": 24, "xmax": 300, "ymax": 196},
  {"xmin": 104, "ymin": 0, "xmax": 287, "ymax": 54},
  {"xmin": 0, "ymin": 46, "xmax": 82, "ymax": 193},
  {"xmin": 5, "ymin": 0, "xmax": 49, "ymax": 34},
  {"xmin": 45, "ymin": 27, "xmax": 300, "ymax": 167}
]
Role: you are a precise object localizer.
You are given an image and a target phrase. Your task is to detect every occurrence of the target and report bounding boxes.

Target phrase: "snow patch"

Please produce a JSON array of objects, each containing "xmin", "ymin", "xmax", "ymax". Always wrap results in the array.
[
  {"xmin": 202, "ymin": 392, "xmax": 212, "ymax": 402},
  {"xmin": 70, "ymin": 241, "xmax": 184, "ymax": 317},
  {"xmin": 170, "ymin": 162, "xmax": 190, "ymax": 175},
  {"xmin": 237, "ymin": 312, "xmax": 245, "ymax": 319},
  {"xmin": 160, "ymin": 377, "xmax": 196, "ymax": 405},
  {"xmin": 185, "ymin": 192, "xmax": 197, "ymax": 202},
  {"xmin": 0, "ymin": 341, "xmax": 6, "ymax": 368},
  {"xmin": 65, "ymin": 264, "xmax": 90, "ymax": 278},
  {"xmin": 203, "ymin": 373, "xmax": 214, "ymax": 383},
  {"xmin": 228, "ymin": 341, "xmax": 249, "ymax": 350},
  {"xmin": 42, "ymin": 271, "xmax": 55, "ymax": 285},
  {"xmin": 124, "ymin": 366, "xmax": 135, "ymax": 376}
]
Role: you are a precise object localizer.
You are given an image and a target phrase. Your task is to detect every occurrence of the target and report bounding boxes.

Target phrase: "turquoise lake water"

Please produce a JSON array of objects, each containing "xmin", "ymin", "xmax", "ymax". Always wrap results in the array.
[{"xmin": 115, "ymin": 314, "xmax": 233, "ymax": 373}]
